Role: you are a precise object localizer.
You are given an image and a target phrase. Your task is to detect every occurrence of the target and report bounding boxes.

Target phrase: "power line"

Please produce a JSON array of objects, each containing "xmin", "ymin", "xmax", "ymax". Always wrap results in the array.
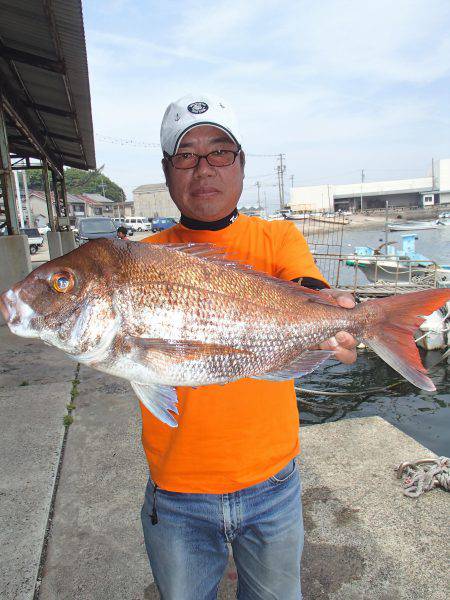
[
  {"xmin": 96, "ymin": 134, "xmax": 284, "ymax": 158},
  {"xmin": 246, "ymin": 153, "xmax": 280, "ymax": 158},
  {"xmin": 95, "ymin": 134, "xmax": 160, "ymax": 148}
]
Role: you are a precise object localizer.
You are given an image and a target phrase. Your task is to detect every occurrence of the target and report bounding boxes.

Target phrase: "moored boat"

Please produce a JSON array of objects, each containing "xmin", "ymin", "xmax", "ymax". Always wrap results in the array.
[
  {"xmin": 345, "ymin": 234, "xmax": 450, "ymax": 285},
  {"xmin": 387, "ymin": 221, "xmax": 438, "ymax": 232}
]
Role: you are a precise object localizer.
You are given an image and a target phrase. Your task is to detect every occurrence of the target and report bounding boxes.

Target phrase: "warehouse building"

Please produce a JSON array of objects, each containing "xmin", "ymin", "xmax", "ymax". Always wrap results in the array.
[
  {"xmin": 290, "ymin": 158, "xmax": 450, "ymax": 213},
  {"xmin": 132, "ymin": 183, "xmax": 180, "ymax": 219}
]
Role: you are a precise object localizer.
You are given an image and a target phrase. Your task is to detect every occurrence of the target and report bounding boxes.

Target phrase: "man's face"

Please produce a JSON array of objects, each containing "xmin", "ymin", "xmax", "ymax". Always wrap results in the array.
[{"xmin": 163, "ymin": 125, "xmax": 244, "ymax": 221}]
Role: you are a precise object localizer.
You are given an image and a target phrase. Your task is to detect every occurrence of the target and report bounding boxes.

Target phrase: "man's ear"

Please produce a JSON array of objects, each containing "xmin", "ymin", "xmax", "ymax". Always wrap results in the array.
[
  {"xmin": 240, "ymin": 151, "xmax": 246, "ymax": 178},
  {"xmin": 162, "ymin": 157, "xmax": 170, "ymax": 186}
]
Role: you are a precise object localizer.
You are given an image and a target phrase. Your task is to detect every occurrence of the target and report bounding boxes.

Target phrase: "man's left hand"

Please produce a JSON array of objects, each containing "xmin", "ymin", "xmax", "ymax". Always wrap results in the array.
[{"xmin": 317, "ymin": 289, "xmax": 357, "ymax": 364}]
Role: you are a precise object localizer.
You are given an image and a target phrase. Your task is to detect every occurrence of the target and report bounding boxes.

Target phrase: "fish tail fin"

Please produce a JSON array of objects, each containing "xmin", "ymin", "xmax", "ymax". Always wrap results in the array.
[{"xmin": 360, "ymin": 289, "xmax": 450, "ymax": 391}]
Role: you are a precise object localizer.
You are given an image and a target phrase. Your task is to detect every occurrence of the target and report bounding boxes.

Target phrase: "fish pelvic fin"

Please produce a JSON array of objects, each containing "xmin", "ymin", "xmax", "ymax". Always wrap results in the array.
[
  {"xmin": 254, "ymin": 350, "xmax": 333, "ymax": 381},
  {"xmin": 131, "ymin": 381, "xmax": 179, "ymax": 427},
  {"xmin": 361, "ymin": 288, "xmax": 450, "ymax": 392}
]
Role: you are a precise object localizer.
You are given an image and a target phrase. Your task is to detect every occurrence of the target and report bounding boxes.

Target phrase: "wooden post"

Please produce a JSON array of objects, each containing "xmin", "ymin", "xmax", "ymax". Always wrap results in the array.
[
  {"xmin": 42, "ymin": 160, "xmax": 57, "ymax": 231},
  {"xmin": 59, "ymin": 168, "xmax": 70, "ymax": 228},
  {"xmin": 0, "ymin": 97, "xmax": 19, "ymax": 234}
]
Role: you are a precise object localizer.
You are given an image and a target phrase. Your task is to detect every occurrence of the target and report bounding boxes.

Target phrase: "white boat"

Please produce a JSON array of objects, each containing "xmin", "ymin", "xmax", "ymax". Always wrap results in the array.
[
  {"xmin": 437, "ymin": 212, "xmax": 450, "ymax": 226},
  {"xmin": 284, "ymin": 213, "xmax": 310, "ymax": 221},
  {"xmin": 387, "ymin": 221, "xmax": 438, "ymax": 232}
]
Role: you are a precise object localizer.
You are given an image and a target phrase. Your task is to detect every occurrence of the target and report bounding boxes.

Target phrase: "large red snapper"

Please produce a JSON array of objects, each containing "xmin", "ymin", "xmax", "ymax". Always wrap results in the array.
[{"xmin": 1, "ymin": 238, "xmax": 449, "ymax": 427}]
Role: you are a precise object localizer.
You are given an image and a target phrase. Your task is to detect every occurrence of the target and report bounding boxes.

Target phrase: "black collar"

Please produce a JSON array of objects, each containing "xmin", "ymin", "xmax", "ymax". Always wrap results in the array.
[{"xmin": 180, "ymin": 209, "xmax": 239, "ymax": 231}]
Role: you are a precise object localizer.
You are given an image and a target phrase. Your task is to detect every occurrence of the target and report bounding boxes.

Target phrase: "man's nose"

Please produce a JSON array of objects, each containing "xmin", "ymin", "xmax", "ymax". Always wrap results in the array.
[{"xmin": 194, "ymin": 156, "xmax": 215, "ymax": 177}]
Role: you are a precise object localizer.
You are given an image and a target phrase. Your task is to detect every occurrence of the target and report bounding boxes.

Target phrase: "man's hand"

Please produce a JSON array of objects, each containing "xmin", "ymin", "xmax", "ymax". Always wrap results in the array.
[{"xmin": 318, "ymin": 289, "xmax": 357, "ymax": 365}]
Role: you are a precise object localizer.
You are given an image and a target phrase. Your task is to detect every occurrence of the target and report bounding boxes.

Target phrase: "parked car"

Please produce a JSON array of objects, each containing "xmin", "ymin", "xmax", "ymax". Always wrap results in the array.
[
  {"xmin": 152, "ymin": 217, "xmax": 177, "ymax": 232},
  {"xmin": 20, "ymin": 228, "xmax": 44, "ymax": 254},
  {"xmin": 112, "ymin": 217, "xmax": 133, "ymax": 236},
  {"xmin": 75, "ymin": 217, "xmax": 117, "ymax": 244},
  {"xmin": 123, "ymin": 217, "xmax": 152, "ymax": 232},
  {"xmin": 37, "ymin": 224, "xmax": 51, "ymax": 235}
]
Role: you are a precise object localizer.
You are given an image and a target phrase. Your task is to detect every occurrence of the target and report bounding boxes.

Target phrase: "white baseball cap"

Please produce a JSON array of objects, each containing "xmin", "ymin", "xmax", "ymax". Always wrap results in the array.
[{"xmin": 160, "ymin": 93, "xmax": 242, "ymax": 156}]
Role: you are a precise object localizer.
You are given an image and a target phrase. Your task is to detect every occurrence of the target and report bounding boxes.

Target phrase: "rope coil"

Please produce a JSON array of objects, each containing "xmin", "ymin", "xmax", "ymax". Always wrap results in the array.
[{"xmin": 395, "ymin": 457, "xmax": 450, "ymax": 497}]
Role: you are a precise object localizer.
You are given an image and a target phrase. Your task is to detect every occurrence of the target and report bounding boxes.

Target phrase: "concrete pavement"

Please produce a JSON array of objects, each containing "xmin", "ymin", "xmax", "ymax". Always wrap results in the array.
[{"xmin": 0, "ymin": 325, "xmax": 448, "ymax": 599}]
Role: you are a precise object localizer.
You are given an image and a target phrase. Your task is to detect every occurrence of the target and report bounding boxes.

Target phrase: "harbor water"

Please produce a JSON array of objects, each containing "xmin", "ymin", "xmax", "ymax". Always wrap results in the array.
[{"xmin": 296, "ymin": 224, "xmax": 450, "ymax": 456}]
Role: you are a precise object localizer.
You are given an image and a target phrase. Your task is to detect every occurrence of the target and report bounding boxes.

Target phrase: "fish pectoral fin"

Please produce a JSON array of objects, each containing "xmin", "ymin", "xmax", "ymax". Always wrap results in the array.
[
  {"xmin": 127, "ymin": 336, "xmax": 249, "ymax": 362},
  {"xmin": 254, "ymin": 350, "xmax": 333, "ymax": 381},
  {"xmin": 131, "ymin": 381, "xmax": 179, "ymax": 427}
]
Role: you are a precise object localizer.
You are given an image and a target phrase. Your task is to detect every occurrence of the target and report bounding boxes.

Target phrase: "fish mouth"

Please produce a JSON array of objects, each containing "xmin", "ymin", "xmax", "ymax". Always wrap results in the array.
[{"xmin": 0, "ymin": 288, "xmax": 39, "ymax": 338}]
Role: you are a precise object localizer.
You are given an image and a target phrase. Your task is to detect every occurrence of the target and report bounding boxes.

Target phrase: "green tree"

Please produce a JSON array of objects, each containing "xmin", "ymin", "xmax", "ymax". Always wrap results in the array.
[{"xmin": 26, "ymin": 167, "xmax": 125, "ymax": 202}]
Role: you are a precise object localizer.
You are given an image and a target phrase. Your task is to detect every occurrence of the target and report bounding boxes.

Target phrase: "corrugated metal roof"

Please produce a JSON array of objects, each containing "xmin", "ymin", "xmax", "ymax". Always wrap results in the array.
[
  {"xmin": 133, "ymin": 183, "xmax": 168, "ymax": 194},
  {"xmin": 333, "ymin": 187, "xmax": 431, "ymax": 199},
  {"xmin": 82, "ymin": 193, "xmax": 114, "ymax": 204},
  {"xmin": 0, "ymin": 0, "xmax": 96, "ymax": 170},
  {"xmin": 28, "ymin": 189, "xmax": 112, "ymax": 206}
]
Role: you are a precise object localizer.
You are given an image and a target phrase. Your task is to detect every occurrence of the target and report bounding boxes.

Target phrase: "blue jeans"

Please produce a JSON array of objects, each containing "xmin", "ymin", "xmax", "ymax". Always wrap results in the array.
[{"xmin": 141, "ymin": 459, "xmax": 303, "ymax": 600}]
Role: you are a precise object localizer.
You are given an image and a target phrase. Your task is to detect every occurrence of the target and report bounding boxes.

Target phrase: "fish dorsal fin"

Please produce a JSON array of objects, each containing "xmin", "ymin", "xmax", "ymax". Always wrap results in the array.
[
  {"xmin": 160, "ymin": 242, "xmax": 228, "ymax": 259},
  {"xmin": 254, "ymin": 350, "xmax": 333, "ymax": 381},
  {"xmin": 131, "ymin": 381, "xmax": 179, "ymax": 427},
  {"xmin": 157, "ymin": 243, "xmax": 340, "ymax": 307}
]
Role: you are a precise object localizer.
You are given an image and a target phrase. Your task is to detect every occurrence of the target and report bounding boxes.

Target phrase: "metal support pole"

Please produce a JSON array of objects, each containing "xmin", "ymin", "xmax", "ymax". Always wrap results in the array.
[
  {"xmin": 360, "ymin": 169, "xmax": 364, "ymax": 212},
  {"xmin": 384, "ymin": 200, "xmax": 389, "ymax": 249},
  {"xmin": 42, "ymin": 160, "xmax": 57, "ymax": 231},
  {"xmin": 0, "ymin": 98, "xmax": 19, "ymax": 234}
]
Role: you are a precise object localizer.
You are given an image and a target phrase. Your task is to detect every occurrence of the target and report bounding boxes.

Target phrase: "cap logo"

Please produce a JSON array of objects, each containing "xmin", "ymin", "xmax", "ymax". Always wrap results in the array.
[{"xmin": 187, "ymin": 101, "xmax": 208, "ymax": 114}]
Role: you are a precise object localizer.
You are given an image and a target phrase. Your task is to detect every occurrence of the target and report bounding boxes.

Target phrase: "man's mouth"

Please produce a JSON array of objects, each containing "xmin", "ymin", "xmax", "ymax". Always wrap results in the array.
[{"xmin": 190, "ymin": 187, "xmax": 221, "ymax": 198}]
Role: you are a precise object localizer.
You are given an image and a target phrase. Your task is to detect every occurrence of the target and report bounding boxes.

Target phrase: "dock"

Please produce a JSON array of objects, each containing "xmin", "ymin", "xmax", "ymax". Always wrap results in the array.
[
  {"xmin": 0, "ymin": 325, "xmax": 448, "ymax": 600},
  {"xmin": 338, "ymin": 283, "xmax": 438, "ymax": 297}
]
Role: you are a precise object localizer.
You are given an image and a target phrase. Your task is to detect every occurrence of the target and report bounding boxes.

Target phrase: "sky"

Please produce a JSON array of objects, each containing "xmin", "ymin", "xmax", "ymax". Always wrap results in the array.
[{"xmin": 83, "ymin": 0, "xmax": 450, "ymax": 213}]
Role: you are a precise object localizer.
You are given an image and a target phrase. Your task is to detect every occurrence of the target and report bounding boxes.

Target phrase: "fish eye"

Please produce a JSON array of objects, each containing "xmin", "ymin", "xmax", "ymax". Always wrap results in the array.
[{"xmin": 50, "ymin": 272, "xmax": 75, "ymax": 294}]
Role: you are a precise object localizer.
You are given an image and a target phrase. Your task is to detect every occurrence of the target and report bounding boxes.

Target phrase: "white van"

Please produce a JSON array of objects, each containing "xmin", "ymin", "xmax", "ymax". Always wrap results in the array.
[{"xmin": 123, "ymin": 217, "xmax": 152, "ymax": 232}]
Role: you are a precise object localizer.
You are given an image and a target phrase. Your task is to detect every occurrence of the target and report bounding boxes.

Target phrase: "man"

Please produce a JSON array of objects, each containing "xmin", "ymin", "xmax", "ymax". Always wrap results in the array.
[
  {"xmin": 116, "ymin": 225, "xmax": 129, "ymax": 240},
  {"xmin": 141, "ymin": 94, "xmax": 356, "ymax": 600}
]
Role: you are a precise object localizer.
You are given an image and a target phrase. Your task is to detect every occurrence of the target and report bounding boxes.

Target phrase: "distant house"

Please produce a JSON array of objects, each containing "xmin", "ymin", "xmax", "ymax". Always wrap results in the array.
[
  {"xmin": 133, "ymin": 183, "xmax": 180, "ymax": 218},
  {"xmin": 28, "ymin": 191, "xmax": 51, "ymax": 226},
  {"xmin": 25, "ymin": 190, "xmax": 129, "ymax": 226},
  {"xmin": 80, "ymin": 193, "xmax": 115, "ymax": 216}
]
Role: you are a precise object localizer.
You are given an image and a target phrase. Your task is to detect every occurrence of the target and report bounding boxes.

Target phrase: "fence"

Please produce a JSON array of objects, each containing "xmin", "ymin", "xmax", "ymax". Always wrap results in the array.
[{"xmin": 313, "ymin": 253, "xmax": 446, "ymax": 296}]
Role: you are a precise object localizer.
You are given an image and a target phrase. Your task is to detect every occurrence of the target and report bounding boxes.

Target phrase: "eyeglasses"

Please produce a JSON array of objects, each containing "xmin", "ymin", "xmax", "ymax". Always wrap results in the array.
[{"xmin": 166, "ymin": 146, "xmax": 241, "ymax": 170}]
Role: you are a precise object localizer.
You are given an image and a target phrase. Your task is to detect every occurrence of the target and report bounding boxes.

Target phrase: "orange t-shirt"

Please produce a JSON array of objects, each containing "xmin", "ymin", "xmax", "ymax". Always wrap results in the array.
[{"xmin": 140, "ymin": 214, "xmax": 327, "ymax": 493}]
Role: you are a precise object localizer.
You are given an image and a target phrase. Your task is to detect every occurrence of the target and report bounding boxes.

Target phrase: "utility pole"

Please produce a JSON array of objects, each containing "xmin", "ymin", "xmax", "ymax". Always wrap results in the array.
[
  {"xmin": 13, "ymin": 170, "xmax": 24, "ymax": 228},
  {"xmin": 256, "ymin": 181, "xmax": 261, "ymax": 210},
  {"xmin": 360, "ymin": 169, "xmax": 365, "ymax": 212},
  {"xmin": 21, "ymin": 170, "xmax": 32, "ymax": 227},
  {"xmin": 277, "ymin": 166, "xmax": 282, "ymax": 210},
  {"xmin": 290, "ymin": 175, "xmax": 294, "ymax": 188},
  {"xmin": 100, "ymin": 174, "xmax": 106, "ymax": 197},
  {"xmin": 277, "ymin": 154, "xmax": 286, "ymax": 210}
]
